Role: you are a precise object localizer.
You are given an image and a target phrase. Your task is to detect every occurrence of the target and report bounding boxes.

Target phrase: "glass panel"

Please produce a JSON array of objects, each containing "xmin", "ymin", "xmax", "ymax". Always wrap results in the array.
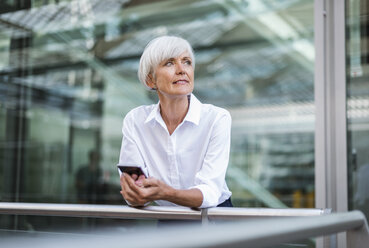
[
  {"xmin": 0, "ymin": 0, "xmax": 314, "ymax": 231},
  {"xmin": 346, "ymin": 0, "xmax": 369, "ymax": 220}
]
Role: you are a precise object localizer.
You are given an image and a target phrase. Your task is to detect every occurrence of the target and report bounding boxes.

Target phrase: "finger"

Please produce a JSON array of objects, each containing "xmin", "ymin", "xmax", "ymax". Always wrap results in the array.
[
  {"xmin": 142, "ymin": 179, "xmax": 170, "ymax": 201},
  {"xmin": 120, "ymin": 174, "xmax": 133, "ymax": 192},
  {"xmin": 125, "ymin": 174, "xmax": 147, "ymax": 197},
  {"xmin": 120, "ymin": 177, "xmax": 131, "ymax": 197},
  {"xmin": 131, "ymin": 174, "xmax": 138, "ymax": 180},
  {"xmin": 120, "ymin": 173, "xmax": 127, "ymax": 191},
  {"xmin": 120, "ymin": 173, "xmax": 131, "ymax": 185},
  {"xmin": 121, "ymin": 175, "xmax": 139, "ymax": 199},
  {"xmin": 121, "ymin": 180, "xmax": 140, "ymax": 204},
  {"xmin": 121, "ymin": 173, "xmax": 137, "ymax": 189},
  {"xmin": 120, "ymin": 172, "xmax": 125, "ymax": 182},
  {"xmin": 141, "ymin": 177, "xmax": 158, "ymax": 188},
  {"xmin": 135, "ymin": 175, "xmax": 146, "ymax": 187}
]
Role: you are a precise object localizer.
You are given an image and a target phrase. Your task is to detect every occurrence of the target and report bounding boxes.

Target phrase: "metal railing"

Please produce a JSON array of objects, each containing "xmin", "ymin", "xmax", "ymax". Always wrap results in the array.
[
  {"xmin": 0, "ymin": 202, "xmax": 368, "ymax": 248},
  {"xmin": 0, "ymin": 202, "xmax": 328, "ymax": 222}
]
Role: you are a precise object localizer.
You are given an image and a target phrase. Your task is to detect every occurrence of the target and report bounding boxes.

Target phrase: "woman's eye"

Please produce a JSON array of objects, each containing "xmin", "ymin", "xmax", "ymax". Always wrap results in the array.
[
  {"xmin": 164, "ymin": 61, "xmax": 173, "ymax": 66},
  {"xmin": 184, "ymin": 60, "xmax": 192, "ymax": 65}
]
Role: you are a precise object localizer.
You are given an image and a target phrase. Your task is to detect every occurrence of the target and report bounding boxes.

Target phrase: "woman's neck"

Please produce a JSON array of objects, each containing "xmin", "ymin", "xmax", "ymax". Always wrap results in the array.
[{"xmin": 159, "ymin": 95, "xmax": 190, "ymax": 135}]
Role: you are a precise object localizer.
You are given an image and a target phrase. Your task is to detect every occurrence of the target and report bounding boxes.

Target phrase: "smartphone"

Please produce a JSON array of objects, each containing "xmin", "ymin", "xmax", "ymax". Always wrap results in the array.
[{"xmin": 117, "ymin": 164, "xmax": 148, "ymax": 178}]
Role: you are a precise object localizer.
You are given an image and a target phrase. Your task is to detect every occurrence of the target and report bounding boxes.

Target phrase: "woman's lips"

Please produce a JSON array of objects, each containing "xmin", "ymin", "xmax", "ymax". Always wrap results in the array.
[{"xmin": 173, "ymin": 80, "xmax": 189, "ymax": 84}]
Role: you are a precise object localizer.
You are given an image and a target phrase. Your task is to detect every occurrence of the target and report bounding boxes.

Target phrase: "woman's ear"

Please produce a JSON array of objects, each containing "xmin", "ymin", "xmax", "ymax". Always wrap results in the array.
[{"xmin": 146, "ymin": 74, "xmax": 157, "ymax": 90}]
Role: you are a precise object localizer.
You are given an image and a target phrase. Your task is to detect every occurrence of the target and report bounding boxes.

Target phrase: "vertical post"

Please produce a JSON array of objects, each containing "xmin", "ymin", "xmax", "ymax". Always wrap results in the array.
[
  {"xmin": 3, "ymin": 0, "xmax": 32, "ymax": 230},
  {"xmin": 315, "ymin": 0, "xmax": 348, "ymax": 247},
  {"xmin": 201, "ymin": 208, "xmax": 209, "ymax": 226},
  {"xmin": 347, "ymin": 211, "xmax": 369, "ymax": 248},
  {"xmin": 334, "ymin": 1, "xmax": 348, "ymax": 248},
  {"xmin": 314, "ymin": 0, "xmax": 328, "ymax": 216}
]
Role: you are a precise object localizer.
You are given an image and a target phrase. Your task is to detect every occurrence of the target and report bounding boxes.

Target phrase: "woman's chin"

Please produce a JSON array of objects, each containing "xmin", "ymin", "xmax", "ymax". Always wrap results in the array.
[{"xmin": 159, "ymin": 88, "xmax": 193, "ymax": 97}]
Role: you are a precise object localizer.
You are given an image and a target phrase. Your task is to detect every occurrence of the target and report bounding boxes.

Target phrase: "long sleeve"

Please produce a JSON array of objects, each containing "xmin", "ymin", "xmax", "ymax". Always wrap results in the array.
[
  {"xmin": 190, "ymin": 110, "xmax": 232, "ymax": 208},
  {"xmin": 118, "ymin": 111, "xmax": 146, "ymax": 170}
]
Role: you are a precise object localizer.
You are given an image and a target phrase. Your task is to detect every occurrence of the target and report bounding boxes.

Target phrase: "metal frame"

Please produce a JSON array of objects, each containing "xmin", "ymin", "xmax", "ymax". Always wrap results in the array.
[
  {"xmin": 333, "ymin": 0, "xmax": 349, "ymax": 218},
  {"xmin": 315, "ymin": 0, "xmax": 348, "ymax": 247},
  {"xmin": 0, "ymin": 202, "xmax": 328, "ymax": 222},
  {"xmin": 0, "ymin": 207, "xmax": 368, "ymax": 248},
  {"xmin": 315, "ymin": 0, "xmax": 348, "ymax": 214}
]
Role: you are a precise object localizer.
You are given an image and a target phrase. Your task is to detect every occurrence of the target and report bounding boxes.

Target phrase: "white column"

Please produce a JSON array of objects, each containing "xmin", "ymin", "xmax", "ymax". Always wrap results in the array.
[{"xmin": 315, "ymin": 0, "xmax": 348, "ymax": 247}]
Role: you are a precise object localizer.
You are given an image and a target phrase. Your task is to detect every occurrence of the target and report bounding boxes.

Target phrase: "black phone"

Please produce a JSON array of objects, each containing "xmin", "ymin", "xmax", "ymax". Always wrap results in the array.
[{"xmin": 117, "ymin": 164, "xmax": 148, "ymax": 178}]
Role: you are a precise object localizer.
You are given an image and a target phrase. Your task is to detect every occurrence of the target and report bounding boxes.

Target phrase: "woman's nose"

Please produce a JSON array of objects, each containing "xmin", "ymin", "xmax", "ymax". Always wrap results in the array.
[{"xmin": 175, "ymin": 63, "xmax": 185, "ymax": 74}]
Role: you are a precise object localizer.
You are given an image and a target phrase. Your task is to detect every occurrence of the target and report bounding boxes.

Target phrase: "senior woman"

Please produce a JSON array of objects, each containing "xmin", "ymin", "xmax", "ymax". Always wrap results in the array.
[{"xmin": 119, "ymin": 35, "xmax": 232, "ymax": 208}]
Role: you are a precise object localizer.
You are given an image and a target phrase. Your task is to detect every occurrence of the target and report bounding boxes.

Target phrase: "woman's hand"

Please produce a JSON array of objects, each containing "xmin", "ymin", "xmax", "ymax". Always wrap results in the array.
[
  {"xmin": 131, "ymin": 173, "xmax": 146, "ymax": 187},
  {"xmin": 120, "ymin": 173, "xmax": 147, "ymax": 206},
  {"xmin": 120, "ymin": 173, "xmax": 171, "ymax": 206},
  {"xmin": 120, "ymin": 173, "xmax": 203, "ymax": 208}
]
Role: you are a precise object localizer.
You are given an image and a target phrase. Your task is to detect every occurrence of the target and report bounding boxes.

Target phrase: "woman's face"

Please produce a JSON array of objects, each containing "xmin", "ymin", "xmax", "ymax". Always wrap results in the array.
[{"xmin": 148, "ymin": 51, "xmax": 194, "ymax": 98}]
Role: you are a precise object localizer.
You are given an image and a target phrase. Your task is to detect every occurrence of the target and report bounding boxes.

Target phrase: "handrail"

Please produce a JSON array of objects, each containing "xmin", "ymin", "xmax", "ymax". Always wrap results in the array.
[
  {"xmin": 207, "ymin": 206, "xmax": 330, "ymax": 220},
  {"xmin": 1, "ymin": 210, "xmax": 368, "ymax": 248},
  {"xmin": 0, "ymin": 202, "xmax": 201, "ymax": 220},
  {"xmin": 0, "ymin": 202, "xmax": 329, "ymax": 222}
]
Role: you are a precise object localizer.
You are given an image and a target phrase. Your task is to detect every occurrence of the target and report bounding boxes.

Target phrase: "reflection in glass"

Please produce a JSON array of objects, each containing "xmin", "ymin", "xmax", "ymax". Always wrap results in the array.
[
  {"xmin": 0, "ymin": 0, "xmax": 314, "ymax": 232},
  {"xmin": 346, "ymin": 0, "xmax": 369, "ymax": 221}
]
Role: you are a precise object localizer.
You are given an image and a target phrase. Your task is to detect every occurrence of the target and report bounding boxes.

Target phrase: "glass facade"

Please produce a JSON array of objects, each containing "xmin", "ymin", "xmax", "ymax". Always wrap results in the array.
[
  {"xmin": 0, "ymin": 0, "xmax": 314, "ymax": 229},
  {"xmin": 347, "ymin": 0, "xmax": 369, "ymax": 221}
]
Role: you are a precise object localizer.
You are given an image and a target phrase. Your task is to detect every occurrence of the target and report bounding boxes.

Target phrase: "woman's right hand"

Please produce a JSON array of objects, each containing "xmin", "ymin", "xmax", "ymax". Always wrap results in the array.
[{"xmin": 120, "ymin": 173, "xmax": 150, "ymax": 206}]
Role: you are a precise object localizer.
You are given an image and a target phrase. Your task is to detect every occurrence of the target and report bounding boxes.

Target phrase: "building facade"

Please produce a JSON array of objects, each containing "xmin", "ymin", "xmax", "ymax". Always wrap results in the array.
[{"xmin": 0, "ymin": 0, "xmax": 368, "ymax": 247}]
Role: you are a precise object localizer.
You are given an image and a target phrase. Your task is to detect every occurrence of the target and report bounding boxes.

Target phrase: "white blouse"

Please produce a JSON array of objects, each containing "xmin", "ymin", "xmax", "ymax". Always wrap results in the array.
[{"xmin": 118, "ymin": 94, "xmax": 232, "ymax": 208}]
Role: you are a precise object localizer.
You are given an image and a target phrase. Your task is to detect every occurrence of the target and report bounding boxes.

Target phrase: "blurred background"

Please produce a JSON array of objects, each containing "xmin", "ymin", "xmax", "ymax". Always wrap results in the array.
[
  {"xmin": 0, "ymin": 0, "xmax": 316, "ymax": 231},
  {"xmin": 0, "ymin": 0, "xmax": 368, "ymax": 237}
]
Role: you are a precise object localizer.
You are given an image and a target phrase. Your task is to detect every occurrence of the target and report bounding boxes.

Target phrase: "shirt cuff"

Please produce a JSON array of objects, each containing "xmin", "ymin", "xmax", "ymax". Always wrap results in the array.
[{"xmin": 191, "ymin": 184, "xmax": 219, "ymax": 208}]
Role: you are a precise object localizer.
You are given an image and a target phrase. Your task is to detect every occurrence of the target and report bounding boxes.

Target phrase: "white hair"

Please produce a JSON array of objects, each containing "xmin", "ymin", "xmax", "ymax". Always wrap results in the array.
[{"xmin": 138, "ymin": 36, "xmax": 195, "ymax": 90}]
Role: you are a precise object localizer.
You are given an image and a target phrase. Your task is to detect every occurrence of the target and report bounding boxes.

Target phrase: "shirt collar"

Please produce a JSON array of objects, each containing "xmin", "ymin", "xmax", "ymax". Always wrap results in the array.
[
  {"xmin": 184, "ymin": 93, "xmax": 201, "ymax": 125},
  {"xmin": 145, "ymin": 101, "xmax": 160, "ymax": 124},
  {"xmin": 144, "ymin": 93, "xmax": 202, "ymax": 126}
]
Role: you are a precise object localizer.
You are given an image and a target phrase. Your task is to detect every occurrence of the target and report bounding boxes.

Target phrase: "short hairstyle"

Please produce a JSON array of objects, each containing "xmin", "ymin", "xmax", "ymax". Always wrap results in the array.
[{"xmin": 138, "ymin": 36, "xmax": 195, "ymax": 90}]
